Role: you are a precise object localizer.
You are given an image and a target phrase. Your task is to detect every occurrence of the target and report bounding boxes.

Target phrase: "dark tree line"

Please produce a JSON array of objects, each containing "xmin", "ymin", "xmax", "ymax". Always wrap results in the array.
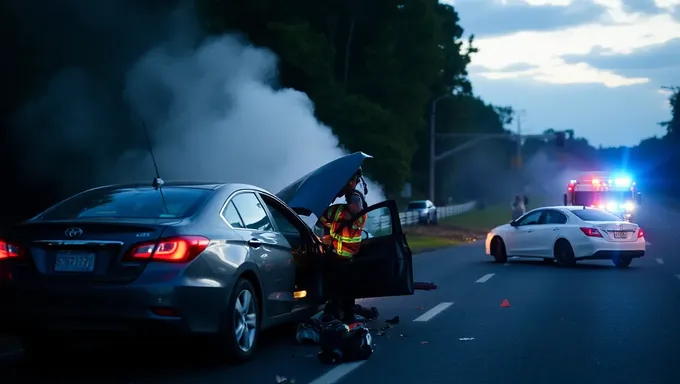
[{"xmin": 0, "ymin": 0, "xmax": 675, "ymax": 229}]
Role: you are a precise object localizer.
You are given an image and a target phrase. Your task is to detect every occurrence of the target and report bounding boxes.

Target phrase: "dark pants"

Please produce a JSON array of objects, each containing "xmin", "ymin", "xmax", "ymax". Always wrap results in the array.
[{"xmin": 323, "ymin": 255, "xmax": 355, "ymax": 321}]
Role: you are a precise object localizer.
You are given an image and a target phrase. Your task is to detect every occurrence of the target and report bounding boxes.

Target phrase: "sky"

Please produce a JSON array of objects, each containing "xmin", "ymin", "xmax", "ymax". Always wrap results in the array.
[{"xmin": 441, "ymin": 0, "xmax": 680, "ymax": 148}]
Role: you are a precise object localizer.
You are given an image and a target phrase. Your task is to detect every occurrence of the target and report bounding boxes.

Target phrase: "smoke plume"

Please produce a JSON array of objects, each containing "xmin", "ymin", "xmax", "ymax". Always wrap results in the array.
[{"xmin": 9, "ymin": 0, "xmax": 385, "ymax": 210}]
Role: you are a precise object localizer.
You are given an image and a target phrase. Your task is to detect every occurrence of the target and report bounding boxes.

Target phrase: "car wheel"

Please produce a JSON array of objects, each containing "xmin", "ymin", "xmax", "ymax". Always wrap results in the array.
[
  {"xmin": 613, "ymin": 257, "xmax": 632, "ymax": 268},
  {"xmin": 554, "ymin": 240, "xmax": 576, "ymax": 267},
  {"xmin": 217, "ymin": 278, "xmax": 260, "ymax": 363},
  {"xmin": 432, "ymin": 213, "xmax": 438, "ymax": 225},
  {"xmin": 491, "ymin": 237, "xmax": 507, "ymax": 263}
]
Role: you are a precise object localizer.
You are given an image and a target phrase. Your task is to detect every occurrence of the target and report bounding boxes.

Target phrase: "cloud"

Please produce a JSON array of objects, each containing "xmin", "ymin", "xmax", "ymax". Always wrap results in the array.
[
  {"xmin": 450, "ymin": 0, "xmax": 604, "ymax": 36},
  {"xmin": 565, "ymin": 37, "xmax": 680, "ymax": 71},
  {"xmin": 469, "ymin": 1, "xmax": 680, "ymax": 87},
  {"xmin": 469, "ymin": 74, "xmax": 669, "ymax": 146}
]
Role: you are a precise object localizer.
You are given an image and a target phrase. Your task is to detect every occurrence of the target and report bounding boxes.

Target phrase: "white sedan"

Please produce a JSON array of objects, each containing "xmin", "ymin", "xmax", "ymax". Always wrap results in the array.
[{"xmin": 485, "ymin": 206, "xmax": 646, "ymax": 268}]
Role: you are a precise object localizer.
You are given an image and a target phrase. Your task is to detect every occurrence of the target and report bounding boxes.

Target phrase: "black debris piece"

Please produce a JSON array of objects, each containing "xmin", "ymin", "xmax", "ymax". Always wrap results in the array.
[{"xmin": 414, "ymin": 282, "xmax": 438, "ymax": 291}]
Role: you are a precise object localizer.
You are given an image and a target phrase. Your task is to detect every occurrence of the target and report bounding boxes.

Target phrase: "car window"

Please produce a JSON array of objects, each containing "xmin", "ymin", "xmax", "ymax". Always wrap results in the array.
[
  {"xmin": 38, "ymin": 187, "xmax": 212, "ymax": 220},
  {"xmin": 231, "ymin": 193, "xmax": 273, "ymax": 231},
  {"xmin": 546, "ymin": 210, "xmax": 568, "ymax": 224},
  {"xmin": 222, "ymin": 201, "xmax": 245, "ymax": 228},
  {"xmin": 516, "ymin": 210, "xmax": 543, "ymax": 226},
  {"xmin": 260, "ymin": 197, "xmax": 300, "ymax": 234},
  {"xmin": 364, "ymin": 206, "xmax": 392, "ymax": 237},
  {"xmin": 570, "ymin": 209, "xmax": 622, "ymax": 221}
]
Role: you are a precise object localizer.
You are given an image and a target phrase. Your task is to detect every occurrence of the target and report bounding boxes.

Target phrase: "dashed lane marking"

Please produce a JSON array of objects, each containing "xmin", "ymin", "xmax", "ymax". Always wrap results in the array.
[
  {"xmin": 309, "ymin": 361, "xmax": 367, "ymax": 384},
  {"xmin": 656, "ymin": 258, "xmax": 664, "ymax": 264},
  {"xmin": 475, "ymin": 273, "xmax": 495, "ymax": 283},
  {"xmin": 413, "ymin": 302, "xmax": 454, "ymax": 322}
]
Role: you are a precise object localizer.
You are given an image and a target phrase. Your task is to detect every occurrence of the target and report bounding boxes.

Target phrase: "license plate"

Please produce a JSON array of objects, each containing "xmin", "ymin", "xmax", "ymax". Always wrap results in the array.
[
  {"xmin": 55, "ymin": 252, "xmax": 95, "ymax": 272},
  {"xmin": 612, "ymin": 231, "xmax": 627, "ymax": 239}
]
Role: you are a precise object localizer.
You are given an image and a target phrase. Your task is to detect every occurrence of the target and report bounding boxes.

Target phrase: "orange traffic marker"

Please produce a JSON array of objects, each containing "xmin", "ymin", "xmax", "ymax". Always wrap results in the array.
[{"xmin": 500, "ymin": 299, "xmax": 510, "ymax": 308}]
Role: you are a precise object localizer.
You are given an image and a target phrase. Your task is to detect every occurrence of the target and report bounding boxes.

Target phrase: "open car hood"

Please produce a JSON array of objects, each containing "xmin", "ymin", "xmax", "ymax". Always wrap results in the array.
[{"xmin": 276, "ymin": 152, "xmax": 372, "ymax": 218}]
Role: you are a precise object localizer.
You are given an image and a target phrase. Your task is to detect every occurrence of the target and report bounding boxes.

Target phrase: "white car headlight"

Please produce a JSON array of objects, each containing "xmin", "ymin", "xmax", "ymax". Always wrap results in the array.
[
  {"xmin": 622, "ymin": 202, "xmax": 635, "ymax": 211},
  {"xmin": 606, "ymin": 202, "xmax": 617, "ymax": 211}
]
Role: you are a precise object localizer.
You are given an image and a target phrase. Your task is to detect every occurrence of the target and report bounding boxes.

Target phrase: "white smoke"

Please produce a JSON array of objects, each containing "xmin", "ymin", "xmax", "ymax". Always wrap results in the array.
[{"xmin": 12, "ymin": 3, "xmax": 385, "ymax": 207}]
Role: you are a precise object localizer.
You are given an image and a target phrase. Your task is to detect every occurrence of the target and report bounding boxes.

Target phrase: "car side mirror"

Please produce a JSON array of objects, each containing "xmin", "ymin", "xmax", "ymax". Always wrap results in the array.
[
  {"xmin": 361, "ymin": 230, "xmax": 370, "ymax": 240},
  {"xmin": 510, "ymin": 220, "xmax": 518, "ymax": 227}
]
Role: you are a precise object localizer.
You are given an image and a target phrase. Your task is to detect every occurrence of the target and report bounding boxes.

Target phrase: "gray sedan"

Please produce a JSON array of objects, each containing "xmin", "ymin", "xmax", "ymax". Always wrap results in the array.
[{"xmin": 0, "ymin": 152, "xmax": 414, "ymax": 362}]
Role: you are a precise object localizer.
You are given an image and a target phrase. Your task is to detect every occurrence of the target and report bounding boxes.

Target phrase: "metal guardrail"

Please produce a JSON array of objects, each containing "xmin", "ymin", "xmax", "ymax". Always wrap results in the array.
[{"xmin": 365, "ymin": 201, "xmax": 477, "ymax": 233}]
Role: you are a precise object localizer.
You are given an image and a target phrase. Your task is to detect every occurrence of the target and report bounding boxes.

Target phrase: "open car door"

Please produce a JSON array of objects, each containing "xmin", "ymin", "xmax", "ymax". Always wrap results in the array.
[{"xmin": 346, "ymin": 200, "xmax": 414, "ymax": 299}]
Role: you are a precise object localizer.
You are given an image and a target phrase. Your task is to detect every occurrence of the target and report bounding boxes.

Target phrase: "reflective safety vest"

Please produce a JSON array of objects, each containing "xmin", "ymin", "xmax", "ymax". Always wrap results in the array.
[{"xmin": 319, "ymin": 204, "xmax": 367, "ymax": 258}]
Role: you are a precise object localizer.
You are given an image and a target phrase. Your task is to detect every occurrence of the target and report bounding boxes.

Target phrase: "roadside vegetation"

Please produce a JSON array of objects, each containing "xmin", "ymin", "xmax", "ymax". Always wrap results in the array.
[{"xmin": 405, "ymin": 198, "xmax": 544, "ymax": 253}]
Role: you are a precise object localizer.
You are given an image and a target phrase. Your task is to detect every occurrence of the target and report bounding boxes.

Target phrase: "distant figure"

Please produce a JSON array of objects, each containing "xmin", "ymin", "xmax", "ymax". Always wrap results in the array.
[{"xmin": 511, "ymin": 195, "xmax": 526, "ymax": 221}]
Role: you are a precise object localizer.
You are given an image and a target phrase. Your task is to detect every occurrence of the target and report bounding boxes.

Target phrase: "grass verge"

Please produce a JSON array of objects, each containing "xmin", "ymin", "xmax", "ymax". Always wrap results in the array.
[
  {"xmin": 440, "ymin": 205, "xmax": 511, "ymax": 231},
  {"xmin": 406, "ymin": 235, "xmax": 464, "ymax": 253},
  {"xmin": 405, "ymin": 199, "xmax": 542, "ymax": 254}
]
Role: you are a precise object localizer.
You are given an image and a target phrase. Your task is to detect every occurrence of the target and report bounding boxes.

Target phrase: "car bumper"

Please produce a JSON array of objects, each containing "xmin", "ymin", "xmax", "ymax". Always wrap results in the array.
[
  {"xmin": 573, "ymin": 237, "xmax": 646, "ymax": 260},
  {"xmin": 2, "ymin": 279, "xmax": 232, "ymax": 335}
]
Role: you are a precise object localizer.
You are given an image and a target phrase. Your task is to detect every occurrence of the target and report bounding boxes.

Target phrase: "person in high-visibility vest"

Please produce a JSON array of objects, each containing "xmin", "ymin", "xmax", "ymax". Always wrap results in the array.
[{"xmin": 317, "ymin": 168, "xmax": 368, "ymax": 322}]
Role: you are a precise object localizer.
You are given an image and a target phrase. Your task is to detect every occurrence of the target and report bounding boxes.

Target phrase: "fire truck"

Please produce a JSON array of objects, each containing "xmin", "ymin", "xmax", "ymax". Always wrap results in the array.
[{"xmin": 563, "ymin": 173, "xmax": 642, "ymax": 221}]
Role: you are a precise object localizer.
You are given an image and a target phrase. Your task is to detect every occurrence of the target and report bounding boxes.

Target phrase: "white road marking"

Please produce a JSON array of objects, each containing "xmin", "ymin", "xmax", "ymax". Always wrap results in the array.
[
  {"xmin": 475, "ymin": 273, "xmax": 495, "ymax": 283},
  {"xmin": 0, "ymin": 349, "xmax": 22, "ymax": 359},
  {"xmin": 646, "ymin": 241, "xmax": 652, "ymax": 246},
  {"xmin": 308, "ymin": 361, "xmax": 367, "ymax": 384},
  {"xmin": 413, "ymin": 302, "xmax": 454, "ymax": 322},
  {"xmin": 503, "ymin": 263, "xmax": 510, "ymax": 266},
  {"xmin": 656, "ymin": 258, "xmax": 664, "ymax": 264}
]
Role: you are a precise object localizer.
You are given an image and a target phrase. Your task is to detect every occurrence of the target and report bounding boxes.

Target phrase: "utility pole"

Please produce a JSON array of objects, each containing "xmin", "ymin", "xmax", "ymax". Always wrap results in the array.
[{"xmin": 429, "ymin": 95, "xmax": 449, "ymax": 203}]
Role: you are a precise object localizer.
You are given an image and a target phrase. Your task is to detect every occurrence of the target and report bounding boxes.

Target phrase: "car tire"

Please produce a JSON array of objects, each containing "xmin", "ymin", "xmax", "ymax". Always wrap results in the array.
[
  {"xmin": 432, "ymin": 213, "xmax": 438, "ymax": 225},
  {"xmin": 491, "ymin": 237, "xmax": 507, "ymax": 263},
  {"xmin": 613, "ymin": 257, "xmax": 632, "ymax": 268},
  {"xmin": 554, "ymin": 240, "xmax": 576, "ymax": 267},
  {"xmin": 216, "ymin": 277, "xmax": 261, "ymax": 363}
]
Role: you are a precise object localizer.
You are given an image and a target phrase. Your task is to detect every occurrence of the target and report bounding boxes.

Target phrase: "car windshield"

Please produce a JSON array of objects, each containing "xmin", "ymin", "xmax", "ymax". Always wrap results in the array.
[
  {"xmin": 570, "ymin": 208, "xmax": 622, "ymax": 221},
  {"xmin": 38, "ymin": 187, "xmax": 212, "ymax": 220},
  {"xmin": 407, "ymin": 202, "xmax": 426, "ymax": 209}
]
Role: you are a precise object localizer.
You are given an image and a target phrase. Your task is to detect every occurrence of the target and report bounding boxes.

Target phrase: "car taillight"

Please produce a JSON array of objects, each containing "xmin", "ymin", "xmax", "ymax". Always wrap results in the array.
[
  {"xmin": 580, "ymin": 227, "xmax": 602, "ymax": 237},
  {"xmin": 0, "ymin": 239, "xmax": 22, "ymax": 259},
  {"xmin": 125, "ymin": 236, "xmax": 210, "ymax": 263},
  {"xmin": 637, "ymin": 229, "xmax": 644, "ymax": 238}
]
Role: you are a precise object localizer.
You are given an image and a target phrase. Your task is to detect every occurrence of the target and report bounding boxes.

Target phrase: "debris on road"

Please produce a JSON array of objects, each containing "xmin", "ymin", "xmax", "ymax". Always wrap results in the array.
[
  {"xmin": 276, "ymin": 375, "xmax": 296, "ymax": 383},
  {"xmin": 296, "ymin": 304, "xmax": 380, "ymax": 345},
  {"xmin": 420, "ymin": 341, "xmax": 429, "ymax": 345},
  {"xmin": 459, "ymin": 337, "xmax": 475, "ymax": 341},
  {"xmin": 414, "ymin": 282, "xmax": 438, "ymax": 291},
  {"xmin": 318, "ymin": 321, "xmax": 374, "ymax": 364},
  {"xmin": 385, "ymin": 316, "xmax": 400, "ymax": 325}
]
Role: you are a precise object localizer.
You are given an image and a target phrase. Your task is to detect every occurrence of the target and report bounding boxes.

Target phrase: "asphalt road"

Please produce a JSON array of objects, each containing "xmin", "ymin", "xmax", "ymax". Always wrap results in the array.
[{"xmin": 2, "ymin": 198, "xmax": 680, "ymax": 383}]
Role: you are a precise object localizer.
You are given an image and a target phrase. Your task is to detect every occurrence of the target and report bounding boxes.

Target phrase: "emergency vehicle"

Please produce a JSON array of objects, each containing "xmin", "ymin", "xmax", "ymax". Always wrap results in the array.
[{"xmin": 563, "ymin": 173, "xmax": 642, "ymax": 221}]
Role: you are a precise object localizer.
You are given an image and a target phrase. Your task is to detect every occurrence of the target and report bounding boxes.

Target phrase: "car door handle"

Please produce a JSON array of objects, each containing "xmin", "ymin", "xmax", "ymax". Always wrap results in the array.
[
  {"xmin": 553, "ymin": 228, "xmax": 560, "ymax": 231},
  {"xmin": 248, "ymin": 239, "xmax": 262, "ymax": 248},
  {"xmin": 527, "ymin": 230, "xmax": 534, "ymax": 233}
]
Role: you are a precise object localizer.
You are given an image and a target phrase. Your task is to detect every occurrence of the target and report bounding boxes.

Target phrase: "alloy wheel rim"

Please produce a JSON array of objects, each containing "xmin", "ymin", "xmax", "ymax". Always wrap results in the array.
[{"xmin": 234, "ymin": 289, "xmax": 257, "ymax": 352}]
